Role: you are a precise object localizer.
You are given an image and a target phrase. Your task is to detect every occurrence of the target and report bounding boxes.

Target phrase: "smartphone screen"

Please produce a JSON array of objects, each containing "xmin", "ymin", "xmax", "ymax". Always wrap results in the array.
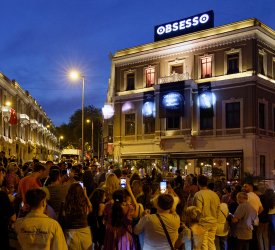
[
  {"xmin": 12, "ymin": 193, "xmax": 17, "ymax": 197},
  {"xmin": 79, "ymin": 182, "xmax": 84, "ymax": 189},
  {"xmin": 121, "ymin": 178, "xmax": 126, "ymax": 189},
  {"xmin": 67, "ymin": 169, "xmax": 70, "ymax": 177},
  {"xmin": 108, "ymin": 170, "xmax": 111, "ymax": 173},
  {"xmin": 160, "ymin": 182, "xmax": 167, "ymax": 194}
]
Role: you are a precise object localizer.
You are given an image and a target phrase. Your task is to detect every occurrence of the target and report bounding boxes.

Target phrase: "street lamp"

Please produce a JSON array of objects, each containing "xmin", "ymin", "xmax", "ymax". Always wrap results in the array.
[
  {"xmin": 59, "ymin": 136, "xmax": 63, "ymax": 160},
  {"xmin": 86, "ymin": 119, "xmax": 94, "ymax": 159},
  {"xmin": 71, "ymin": 72, "xmax": 85, "ymax": 164}
]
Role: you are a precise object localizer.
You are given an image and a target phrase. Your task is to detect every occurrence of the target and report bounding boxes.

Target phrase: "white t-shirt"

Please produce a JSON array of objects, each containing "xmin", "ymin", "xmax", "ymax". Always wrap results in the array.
[
  {"xmin": 216, "ymin": 203, "xmax": 229, "ymax": 236},
  {"xmin": 134, "ymin": 213, "xmax": 180, "ymax": 250},
  {"xmin": 247, "ymin": 192, "xmax": 262, "ymax": 225}
]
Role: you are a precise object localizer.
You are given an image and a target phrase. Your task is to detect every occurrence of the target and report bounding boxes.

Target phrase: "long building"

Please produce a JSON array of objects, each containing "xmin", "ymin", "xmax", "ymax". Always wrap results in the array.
[
  {"xmin": 0, "ymin": 72, "xmax": 58, "ymax": 163},
  {"xmin": 103, "ymin": 12, "xmax": 275, "ymax": 187}
]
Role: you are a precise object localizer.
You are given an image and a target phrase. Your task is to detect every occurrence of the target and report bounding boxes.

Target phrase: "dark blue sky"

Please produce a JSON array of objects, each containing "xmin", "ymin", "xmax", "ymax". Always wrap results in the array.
[{"xmin": 1, "ymin": 0, "xmax": 274, "ymax": 126}]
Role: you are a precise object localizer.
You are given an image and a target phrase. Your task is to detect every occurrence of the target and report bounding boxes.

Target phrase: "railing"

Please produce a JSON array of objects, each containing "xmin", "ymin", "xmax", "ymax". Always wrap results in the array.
[{"xmin": 158, "ymin": 72, "xmax": 189, "ymax": 84}]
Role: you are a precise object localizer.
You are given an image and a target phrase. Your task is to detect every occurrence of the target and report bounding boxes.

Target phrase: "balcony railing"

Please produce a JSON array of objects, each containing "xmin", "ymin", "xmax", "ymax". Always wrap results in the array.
[
  {"xmin": 30, "ymin": 119, "xmax": 38, "ymax": 129},
  {"xmin": 20, "ymin": 114, "xmax": 30, "ymax": 125},
  {"xmin": 158, "ymin": 72, "xmax": 189, "ymax": 84}
]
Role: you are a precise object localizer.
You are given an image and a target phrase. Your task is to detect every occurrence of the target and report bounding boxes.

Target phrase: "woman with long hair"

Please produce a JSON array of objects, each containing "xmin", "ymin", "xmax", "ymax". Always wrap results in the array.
[
  {"xmin": 88, "ymin": 188, "xmax": 106, "ymax": 250},
  {"xmin": 63, "ymin": 183, "xmax": 93, "ymax": 250},
  {"xmin": 174, "ymin": 186, "xmax": 186, "ymax": 222},
  {"xmin": 5, "ymin": 162, "xmax": 20, "ymax": 191},
  {"xmin": 131, "ymin": 180, "xmax": 143, "ymax": 199},
  {"xmin": 83, "ymin": 170, "xmax": 96, "ymax": 197},
  {"xmin": 137, "ymin": 183, "xmax": 152, "ymax": 210},
  {"xmin": 175, "ymin": 206, "xmax": 205, "ymax": 250},
  {"xmin": 129, "ymin": 173, "xmax": 140, "ymax": 187},
  {"xmin": 102, "ymin": 173, "xmax": 119, "ymax": 202},
  {"xmin": 103, "ymin": 182, "xmax": 137, "ymax": 250},
  {"xmin": 185, "ymin": 176, "xmax": 198, "ymax": 207}
]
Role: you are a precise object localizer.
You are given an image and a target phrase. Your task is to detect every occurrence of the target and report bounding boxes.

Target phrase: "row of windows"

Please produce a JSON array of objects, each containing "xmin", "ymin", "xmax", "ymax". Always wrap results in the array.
[
  {"xmin": 117, "ymin": 102, "xmax": 275, "ymax": 136},
  {"xmin": 125, "ymin": 50, "xmax": 274, "ymax": 91}
]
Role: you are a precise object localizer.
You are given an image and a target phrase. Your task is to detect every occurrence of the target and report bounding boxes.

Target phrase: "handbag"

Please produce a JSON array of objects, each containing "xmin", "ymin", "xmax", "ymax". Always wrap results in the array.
[{"xmin": 156, "ymin": 213, "xmax": 176, "ymax": 250}]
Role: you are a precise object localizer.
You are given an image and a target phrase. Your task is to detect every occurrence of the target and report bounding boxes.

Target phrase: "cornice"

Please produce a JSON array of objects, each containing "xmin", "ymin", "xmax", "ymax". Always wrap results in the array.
[{"xmin": 114, "ymin": 27, "xmax": 275, "ymax": 67}]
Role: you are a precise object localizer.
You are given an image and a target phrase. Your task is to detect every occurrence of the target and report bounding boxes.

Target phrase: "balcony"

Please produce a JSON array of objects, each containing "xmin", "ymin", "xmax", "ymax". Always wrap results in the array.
[
  {"xmin": 20, "ymin": 114, "xmax": 30, "ymax": 125},
  {"xmin": 37, "ymin": 123, "xmax": 44, "ymax": 132},
  {"xmin": 19, "ymin": 138, "xmax": 26, "ymax": 145},
  {"xmin": 2, "ymin": 106, "xmax": 11, "ymax": 120},
  {"xmin": 158, "ymin": 72, "xmax": 189, "ymax": 84},
  {"xmin": 30, "ymin": 119, "xmax": 38, "ymax": 129}
]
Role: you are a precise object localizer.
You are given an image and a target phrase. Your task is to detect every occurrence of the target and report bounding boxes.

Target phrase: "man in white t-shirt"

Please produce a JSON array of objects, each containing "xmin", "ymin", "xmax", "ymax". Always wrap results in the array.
[{"xmin": 139, "ymin": 166, "xmax": 144, "ymax": 178}]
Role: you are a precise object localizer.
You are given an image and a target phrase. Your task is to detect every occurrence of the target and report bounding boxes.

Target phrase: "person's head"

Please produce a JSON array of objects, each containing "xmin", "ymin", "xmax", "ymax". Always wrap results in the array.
[
  {"xmin": 122, "ymin": 169, "xmax": 128, "ymax": 176},
  {"xmin": 237, "ymin": 192, "xmax": 248, "ymax": 204},
  {"xmin": 175, "ymin": 170, "xmax": 180, "ymax": 175},
  {"xmin": 185, "ymin": 206, "xmax": 202, "ymax": 226},
  {"xmin": 64, "ymin": 183, "xmax": 89, "ymax": 214},
  {"xmin": 197, "ymin": 175, "xmax": 208, "ymax": 188},
  {"xmin": 90, "ymin": 188, "xmax": 106, "ymax": 215},
  {"xmin": 221, "ymin": 178, "xmax": 225, "ymax": 183},
  {"xmin": 90, "ymin": 164, "xmax": 97, "ymax": 171},
  {"xmin": 49, "ymin": 169, "xmax": 61, "ymax": 183},
  {"xmin": 242, "ymin": 183, "xmax": 254, "ymax": 193},
  {"xmin": 1, "ymin": 151, "xmax": 5, "ymax": 157},
  {"xmin": 72, "ymin": 164, "xmax": 81, "ymax": 174},
  {"xmin": 0, "ymin": 167, "xmax": 6, "ymax": 185},
  {"xmin": 142, "ymin": 183, "xmax": 152, "ymax": 196},
  {"xmin": 8, "ymin": 162, "xmax": 18, "ymax": 173},
  {"xmin": 82, "ymin": 170, "xmax": 95, "ymax": 190},
  {"xmin": 234, "ymin": 185, "xmax": 242, "ymax": 192},
  {"xmin": 230, "ymin": 190, "xmax": 240, "ymax": 202},
  {"xmin": 105, "ymin": 173, "xmax": 118, "ymax": 189},
  {"xmin": 25, "ymin": 188, "xmax": 47, "ymax": 211},
  {"xmin": 130, "ymin": 173, "xmax": 140, "ymax": 186},
  {"xmin": 97, "ymin": 173, "xmax": 106, "ymax": 186},
  {"xmin": 224, "ymin": 186, "xmax": 231, "ymax": 194},
  {"xmin": 33, "ymin": 164, "xmax": 46, "ymax": 179},
  {"xmin": 207, "ymin": 182, "xmax": 214, "ymax": 191},
  {"xmin": 113, "ymin": 169, "xmax": 122, "ymax": 179},
  {"xmin": 157, "ymin": 194, "xmax": 174, "ymax": 211},
  {"xmin": 45, "ymin": 161, "xmax": 53, "ymax": 169},
  {"xmin": 111, "ymin": 190, "xmax": 127, "ymax": 227},
  {"xmin": 33, "ymin": 158, "xmax": 39, "ymax": 165},
  {"xmin": 131, "ymin": 180, "xmax": 143, "ymax": 198}
]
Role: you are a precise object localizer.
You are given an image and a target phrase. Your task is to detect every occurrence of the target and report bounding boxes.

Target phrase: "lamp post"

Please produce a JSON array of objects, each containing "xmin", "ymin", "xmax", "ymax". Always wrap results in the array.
[
  {"xmin": 86, "ymin": 119, "xmax": 94, "ymax": 159},
  {"xmin": 71, "ymin": 72, "xmax": 85, "ymax": 164},
  {"xmin": 59, "ymin": 136, "xmax": 63, "ymax": 160}
]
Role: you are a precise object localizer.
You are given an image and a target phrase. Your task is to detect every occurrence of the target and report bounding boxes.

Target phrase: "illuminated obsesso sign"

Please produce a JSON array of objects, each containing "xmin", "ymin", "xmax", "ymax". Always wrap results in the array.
[{"xmin": 154, "ymin": 10, "xmax": 214, "ymax": 42}]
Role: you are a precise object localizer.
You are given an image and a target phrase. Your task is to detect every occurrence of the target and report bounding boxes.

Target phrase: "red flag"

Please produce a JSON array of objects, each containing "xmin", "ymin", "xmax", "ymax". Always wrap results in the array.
[{"xmin": 9, "ymin": 109, "xmax": 17, "ymax": 125}]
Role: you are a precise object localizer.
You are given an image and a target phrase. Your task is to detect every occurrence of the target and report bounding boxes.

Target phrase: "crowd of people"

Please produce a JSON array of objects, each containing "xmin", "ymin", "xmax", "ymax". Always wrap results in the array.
[{"xmin": 0, "ymin": 156, "xmax": 275, "ymax": 250}]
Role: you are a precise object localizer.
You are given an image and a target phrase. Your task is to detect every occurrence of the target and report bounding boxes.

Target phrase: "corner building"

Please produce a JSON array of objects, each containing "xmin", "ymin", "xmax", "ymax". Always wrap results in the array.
[
  {"xmin": 0, "ymin": 72, "xmax": 58, "ymax": 162},
  {"xmin": 104, "ymin": 17, "xmax": 275, "ymax": 187}
]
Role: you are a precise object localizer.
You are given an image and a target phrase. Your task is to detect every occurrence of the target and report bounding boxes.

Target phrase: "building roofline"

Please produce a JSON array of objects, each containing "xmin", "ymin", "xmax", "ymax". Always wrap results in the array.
[{"xmin": 114, "ymin": 18, "xmax": 274, "ymax": 58}]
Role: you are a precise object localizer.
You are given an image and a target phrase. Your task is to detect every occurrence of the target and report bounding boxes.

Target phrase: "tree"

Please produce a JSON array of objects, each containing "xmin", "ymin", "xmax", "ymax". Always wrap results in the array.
[{"xmin": 57, "ymin": 105, "xmax": 103, "ymax": 157}]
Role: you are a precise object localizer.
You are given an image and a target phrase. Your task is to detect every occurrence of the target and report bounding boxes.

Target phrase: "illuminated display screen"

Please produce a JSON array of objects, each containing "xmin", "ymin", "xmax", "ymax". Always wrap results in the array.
[
  {"xmin": 154, "ymin": 10, "xmax": 214, "ymax": 42},
  {"xmin": 162, "ymin": 92, "xmax": 183, "ymax": 109},
  {"xmin": 198, "ymin": 82, "xmax": 214, "ymax": 118},
  {"xmin": 142, "ymin": 101, "xmax": 155, "ymax": 117},
  {"xmin": 122, "ymin": 101, "xmax": 135, "ymax": 113}
]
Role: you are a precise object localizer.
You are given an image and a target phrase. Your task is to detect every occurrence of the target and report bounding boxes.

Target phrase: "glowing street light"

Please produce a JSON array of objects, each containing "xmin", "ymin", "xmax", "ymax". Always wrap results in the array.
[
  {"xmin": 6, "ymin": 101, "xmax": 11, "ymax": 106},
  {"xmin": 70, "ymin": 71, "xmax": 85, "ymax": 164}
]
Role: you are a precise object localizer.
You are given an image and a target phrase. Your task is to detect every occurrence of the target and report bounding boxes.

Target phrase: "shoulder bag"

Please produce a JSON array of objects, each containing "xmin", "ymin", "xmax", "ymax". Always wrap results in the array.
[{"xmin": 156, "ymin": 213, "xmax": 176, "ymax": 250}]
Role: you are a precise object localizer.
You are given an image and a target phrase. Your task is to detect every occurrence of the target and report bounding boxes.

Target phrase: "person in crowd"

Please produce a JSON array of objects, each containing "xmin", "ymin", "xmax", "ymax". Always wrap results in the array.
[
  {"xmin": 102, "ymin": 173, "xmax": 119, "ymax": 202},
  {"xmin": 185, "ymin": 176, "xmax": 198, "ymax": 207},
  {"xmin": 242, "ymin": 183, "xmax": 264, "ymax": 250},
  {"xmin": 137, "ymin": 183, "xmax": 153, "ymax": 211},
  {"xmin": 97, "ymin": 173, "xmax": 106, "ymax": 187},
  {"xmin": 5, "ymin": 162, "xmax": 20, "ymax": 191},
  {"xmin": 215, "ymin": 191, "xmax": 229, "ymax": 250},
  {"xmin": 113, "ymin": 168, "xmax": 122, "ymax": 179},
  {"xmin": 174, "ymin": 206, "xmax": 205, "ymax": 250},
  {"xmin": 83, "ymin": 170, "xmax": 96, "ymax": 198},
  {"xmin": 228, "ymin": 190, "xmax": 239, "ymax": 214},
  {"xmin": 139, "ymin": 166, "xmax": 144, "ymax": 179},
  {"xmin": 88, "ymin": 188, "xmax": 106, "ymax": 250},
  {"xmin": 17, "ymin": 163, "xmax": 45, "ymax": 212},
  {"xmin": 121, "ymin": 168, "xmax": 130, "ymax": 182},
  {"xmin": 151, "ymin": 166, "xmax": 156, "ymax": 181},
  {"xmin": 70, "ymin": 164, "xmax": 82, "ymax": 182},
  {"xmin": 15, "ymin": 188, "xmax": 67, "ymax": 250},
  {"xmin": 103, "ymin": 184, "xmax": 137, "ymax": 250},
  {"xmin": 175, "ymin": 170, "xmax": 183, "ymax": 188},
  {"xmin": 1, "ymin": 151, "xmax": 8, "ymax": 168},
  {"xmin": 234, "ymin": 185, "xmax": 242, "ymax": 192},
  {"xmin": 63, "ymin": 183, "xmax": 93, "ymax": 250},
  {"xmin": 40, "ymin": 186, "xmax": 57, "ymax": 221},
  {"xmin": 134, "ymin": 194, "xmax": 180, "ymax": 249},
  {"xmin": 207, "ymin": 182, "xmax": 214, "ymax": 191},
  {"xmin": 0, "ymin": 166, "xmax": 16, "ymax": 250},
  {"xmin": 41, "ymin": 160, "xmax": 53, "ymax": 179},
  {"xmin": 130, "ymin": 173, "xmax": 141, "ymax": 187},
  {"xmin": 230, "ymin": 192, "xmax": 257, "ymax": 250},
  {"xmin": 132, "ymin": 180, "xmax": 143, "ymax": 199},
  {"xmin": 265, "ymin": 189, "xmax": 275, "ymax": 250},
  {"xmin": 174, "ymin": 186, "xmax": 186, "ymax": 222},
  {"xmin": 220, "ymin": 178, "xmax": 226, "ymax": 193},
  {"xmin": 222, "ymin": 186, "xmax": 231, "ymax": 204},
  {"xmin": 253, "ymin": 185, "xmax": 269, "ymax": 250},
  {"xmin": 46, "ymin": 169, "xmax": 70, "ymax": 220},
  {"xmin": 193, "ymin": 175, "xmax": 220, "ymax": 250}
]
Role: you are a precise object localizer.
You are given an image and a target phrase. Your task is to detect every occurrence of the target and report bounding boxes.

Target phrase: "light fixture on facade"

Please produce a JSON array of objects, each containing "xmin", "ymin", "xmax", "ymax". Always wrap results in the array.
[
  {"xmin": 102, "ymin": 104, "xmax": 114, "ymax": 119},
  {"xmin": 122, "ymin": 101, "xmax": 135, "ymax": 113}
]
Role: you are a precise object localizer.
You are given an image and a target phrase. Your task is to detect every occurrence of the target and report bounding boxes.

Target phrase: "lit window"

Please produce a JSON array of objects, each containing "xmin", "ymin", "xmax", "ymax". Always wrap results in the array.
[
  {"xmin": 226, "ymin": 102, "xmax": 240, "ymax": 128},
  {"xmin": 201, "ymin": 57, "xmax": 212, "ymax": 78},
  {"xmin": 171, "ymin": 65, "xmax": 183, "ymax": 74},
  {"xmin": 145, "ymin": 68, "xmax": 155, "ymax": 87},
  {"xmin": 127, "ymin": 74, "xmax": 135, "ymax": 91},
  {"xmin": 125, "ymin": 114, "xmax": 135, "ymax": 135},
  {"xmin": 227, "ymin": 53, "xmax": 239, "ymax": 74},
  {"xmin": 167, "ymin": 117, "xmax": 180, "ymax": 130}
]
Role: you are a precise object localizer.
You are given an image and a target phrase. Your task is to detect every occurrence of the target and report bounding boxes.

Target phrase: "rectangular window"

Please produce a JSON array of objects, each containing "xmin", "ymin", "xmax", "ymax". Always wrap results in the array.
[
  {"xmin": 127, "ymin": 74, "xmax": 135, "ymax": 91},
  {"xmin": 145, "ymin": 68, "xmax": 155, "ymax": 87},
  {"xmin": 200, "ymin": 117, "xmax": 213, "ymax": 130},
  {"xmin": 260, "ymin": 155, "xmax": 265, "ymax": 179},
  {"xmin": 171, "ymin": 65, "xmax": 183, "ymax": 74},
  {"xmin": 259, "ymin": 103, "xmax": 265, "ymax": 129},
  {"xmin": 227, "ymin": 53, "xmax": 239, "ymax": 74},
  {"xmin": 125, "ymin": 114, "xmax": 135, "ymax": 135},
  {"xmin": 108, "ymin": 125, "xmax": 113, "ymax": 143},
  {"xmin": 201, "ymin": 57, "xmax": 212, "ymax": 78},
  {"xmin": 167, "ymin": 117, "xmax": 180, "ymax": 130},
  {"xmin": 145, "ymin": 120, "xmax": 155, "ymax": 134},
  {"xmin": 226, "ymin": 102, "xmax": 240, "ymax": 128},
  {"xmin": 259, "ymin": 54, "xmax": 265, "ymax": 75}
]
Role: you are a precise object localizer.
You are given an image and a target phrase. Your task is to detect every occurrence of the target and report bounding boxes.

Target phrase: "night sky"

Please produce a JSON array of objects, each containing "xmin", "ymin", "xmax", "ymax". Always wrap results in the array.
[{"xmin": 1, "ymin": 0, "xmax": 274, "ymax": 126}]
